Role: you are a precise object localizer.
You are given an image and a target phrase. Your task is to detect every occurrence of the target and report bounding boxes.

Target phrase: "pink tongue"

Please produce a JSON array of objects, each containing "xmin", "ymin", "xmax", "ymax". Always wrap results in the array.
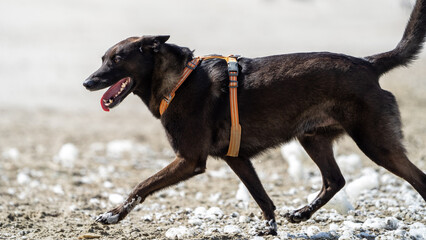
[{"xmin": 100, "ymin": 78, "xmax": 129, "ymax": 112}]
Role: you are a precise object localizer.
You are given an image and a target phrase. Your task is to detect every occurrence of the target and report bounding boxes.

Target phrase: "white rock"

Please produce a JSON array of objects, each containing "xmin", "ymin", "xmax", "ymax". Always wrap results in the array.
[
  {"xmin": 16, "ymin": 172, "xmax": 31, "ymax": 185},
  {"xmin": 98, "ymin": 165, "xmax": 115, "ymax": 179},
  {"xmin": 89, "ymin": 198, "xmax": 100, "ymax": 205},
  {"xmin": 362, "ymin": 217, "xmax": 385, "ymax": 230},
  {"xmin": 281, "ymin": 140, "xmax": 306, "ymax": 157},
  {"xmin": 270, "ymin": 173, "xmax": 281, "ymax": 181},
  {"xmin": 103, "ymin": 181, "xmax": 113, "ymax": 188},
  {"xmin": 80, "ymin": 175, "xmax": 94, "ymax": 184},
  {"xmin": 51, "ymin": 184, "xmax": 64, "ymax": 195},
  {"xmin": 223, "ymin": 225, "xmax": 241, "ymax": 234},
  {"xmin": 56, "ymin": 143, "xmax": 79, "ymax": 168},
  {"xmin": 236, "ymin": 182, "xmax": 251, "ymax": 203},
  {"xmin": 7, "ymin": 188, "xmax": 16, "ymax": 195},
  {"xmin": 384, "ymin": 217, "xmax": 399, "ymax": 230},
  {"xmin": 409, "ymin": 222, "xmax": 426, "ymax": 239},
  {"xmin": 287, "ymin": 154, "xmax": 304, "ymax": 181},
  {"xmin": 239, "ymin": 215, "xmax": 250, "ymax": 223},
  {"xmin": 106, "ymin": 139, "xmax": 133, "ymax": 158},
  {"xmin": 17, "ymin": 192, "xmax": 26, "ymax": 200},
  {"xmin": 280, "ymin": 141, "xmax": 308, "ymax": 181},
  {"xmin": 341, "ymin": 221, "xmax": 362, "ymax": 231},
  {"xmin": 204, "ymin": 227, "xmax": 220, "ymax": 236},
  {"xmin": 209, "ymin": 192, "xmax": 221, "ymax": 202},
  {"xmin": 380, "ymin": 173, "xmax": 397, "ymax": 185},
  {"xmin": 345, "ymin": 168, "xmax": 379, "ymax": 202},
  {"xmin": 68, "ymin": 204, "xmax": 77, "ymax": 211},
  {"xmin": 142, "ymin": 214, "xmax": 153, "ymax": 222},
  {"xmin": 206, "ymin": 207, "xmax": 223, "ymax": 220},
  {"xmin": 193, "ymin": 206, "xmax": 207, "ymax": 218},
  {"xmin": 208, "ymin": 167, "xmax": 230, "ymax": 178},
  {"xmin": 165, "ymin": 226, "xmax": 192, "ymax": 239},
  {"xmin": 328, "ymin": 191, "xmax": 354, "ymax": 214},
  {"xmin": 307, "ymin": 190, "xmax": 353, "ymax": 214},
  {"xmin": 28, "ymin": 180, "xmax": 39, "ymax": 188},
  {"xmin": 195, "ymin": 192, "xmax": 203, "ymax": 200},
  {"xmin": 160, "ymin": 189, "xmax": 178, "ymax": 198},
  {"xmin": 306, "ymin": 226, "xmax": 320, "ymax": 237},
  {"xmin": 155, "ymin": 212, "xmax": 164, "ymax": 220},
  {"xmin": 188, "ymin": 217, "xmax": 203, "ymax": 226},
  {"xmin": 329, "ymin": 223, "xmax": 339, "ymax": 231},
  {"xmin": 251, "ymin": 236, "xmax": 265, "ymax": 240},
  {"xmin": 328, "ymin": 212, "xmax": 344, "ymax": 222},
  {"xmin": 393, "ymin": 229, "xmax": 406, "ymax": 238},
  {"xmin": 336, "ymin": 154, "xmax": 361, "ymax": 174},
  {"xmin": 2, "ymin": 148, "xmax": 19, "ymax": 160},
  {"xmin": 108, "ymin": 193, "xmax": 124, "ymax": 204},
  {"xmin": 338, "ymin": 230, "xmax": 357, "ymax": 240}
]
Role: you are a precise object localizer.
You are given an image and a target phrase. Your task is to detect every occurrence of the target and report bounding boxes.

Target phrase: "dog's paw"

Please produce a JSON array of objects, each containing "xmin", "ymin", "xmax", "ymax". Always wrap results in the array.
[
  {"xmin": 95, "ymin": 196, "xmax": 142, "ymax": 225},
  {"xmin": 255, "ymin": 219, "xmax": 278, "ymax": 236},
  {"xmin": 95, "ymin": 207, "xmax": 124, "ymax": 225},
  {"xmin": 284, "ymin": 208, "xmax": 312, "ymax": 223}
]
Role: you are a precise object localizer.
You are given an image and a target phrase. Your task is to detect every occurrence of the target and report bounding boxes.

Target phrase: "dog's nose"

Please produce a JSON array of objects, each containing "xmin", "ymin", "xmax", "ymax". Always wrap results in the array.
[{"xmin": 83, "ymin": 78, "xmax": 96, "ymax": 89}]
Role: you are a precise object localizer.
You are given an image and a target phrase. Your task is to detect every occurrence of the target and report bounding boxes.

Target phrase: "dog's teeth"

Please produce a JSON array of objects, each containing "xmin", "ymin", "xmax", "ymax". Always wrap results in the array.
[{"xmin": 105, "ymin": 99, "xmax": 113, "ymax": 107}]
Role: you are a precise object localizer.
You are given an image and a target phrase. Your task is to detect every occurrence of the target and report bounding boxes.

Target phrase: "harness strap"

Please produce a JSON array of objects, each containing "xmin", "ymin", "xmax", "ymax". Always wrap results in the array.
[
  {"xmin": 159, "ymin": 55, "xmax": 242, "ymax": 157},
  {"xmin": 159, "ymin": 57, "xmax": 201, "ymax": 115},
  {"xmin": 224, "ymin": 56, "xmax": 241, "ymax": 157}
]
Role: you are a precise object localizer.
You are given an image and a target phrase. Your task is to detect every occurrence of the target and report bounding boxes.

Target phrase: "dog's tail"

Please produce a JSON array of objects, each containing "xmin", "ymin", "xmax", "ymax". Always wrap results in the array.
[{"xmin": 366, "ymin": 0, "xmax": 426, "ymax": 76}]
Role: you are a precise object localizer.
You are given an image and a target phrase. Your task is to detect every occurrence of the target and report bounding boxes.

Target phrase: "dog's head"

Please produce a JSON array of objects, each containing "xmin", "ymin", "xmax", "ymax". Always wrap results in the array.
[{"xmin": 83, "ymin": 35, "xmax": 170, "ymax": 111}]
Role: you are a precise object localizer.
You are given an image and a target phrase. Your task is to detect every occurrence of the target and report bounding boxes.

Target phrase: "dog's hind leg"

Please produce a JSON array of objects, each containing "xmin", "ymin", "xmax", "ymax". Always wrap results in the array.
[
  {"xmin": 224, "ymin": 156, "xmax": 277, "ymax": 236},
  {"xmin": 345, "ymin": 100, "xmax": 426, "ymax": 201},
  {"xmin": 95, "ymin": 155, "xmax": 206, "ymax": 224},
  {"xmin": 285, "ymin": 128, "xmax": 345, "ymax": 223},
  {"xmin": 354, "ymin": 138, "xmax": 426, "ymax": 201}
]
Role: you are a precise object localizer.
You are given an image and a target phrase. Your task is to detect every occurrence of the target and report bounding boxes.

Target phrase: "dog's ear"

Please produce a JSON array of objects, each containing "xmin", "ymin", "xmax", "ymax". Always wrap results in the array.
[
  {"xmin": 154, "ymin": 35, "xmax": 170, "ymax": 44},
  {"xmin": 140, "ymin": 35, "xmax": 170, "ymax": 53},
  {"xmin": 152, "ymin": 35, "xmax": 170, "ymax": 52}
]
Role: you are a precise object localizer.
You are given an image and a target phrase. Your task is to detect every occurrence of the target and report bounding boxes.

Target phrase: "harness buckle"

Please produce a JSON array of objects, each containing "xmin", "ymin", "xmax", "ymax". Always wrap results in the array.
[
  {"xmin": 164, "ymin": 94, "xmax": 172, "ymax": 104},
  {"xmin": 186, "ymin": 61, "xmax": 197, "ymax": 70},
  {"xmin": 229, "ymin": 54, "xmax": 241, "ymax": 59},
  {"xmin": 228, "ymin": 61, "xmax": 239, "ymax": 76}
]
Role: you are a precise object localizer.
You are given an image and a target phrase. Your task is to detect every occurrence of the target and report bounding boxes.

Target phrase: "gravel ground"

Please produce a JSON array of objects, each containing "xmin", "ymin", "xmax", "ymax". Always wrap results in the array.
[{"xmin": 0, "ymin": 65, "xmax": 425, "ymax": 239}]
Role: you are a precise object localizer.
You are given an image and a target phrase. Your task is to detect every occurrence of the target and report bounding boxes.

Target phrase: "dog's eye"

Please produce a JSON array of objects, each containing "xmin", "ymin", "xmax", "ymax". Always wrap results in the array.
[{"xmin": 113, "ymin": 55, "xmax": 122, "ymax": 63}]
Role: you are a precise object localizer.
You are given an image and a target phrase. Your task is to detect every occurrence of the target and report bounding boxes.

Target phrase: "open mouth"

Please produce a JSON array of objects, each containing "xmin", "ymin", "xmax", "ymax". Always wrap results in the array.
[{"xmin": 100, "ymin": 77, "xmax": 134, "ymax": 112}]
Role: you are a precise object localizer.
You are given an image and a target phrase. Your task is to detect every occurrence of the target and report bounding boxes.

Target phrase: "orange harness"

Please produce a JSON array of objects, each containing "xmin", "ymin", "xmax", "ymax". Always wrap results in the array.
[{"xmin": 159, "ymin": 55, "xmax": 241, "ymax": 157}]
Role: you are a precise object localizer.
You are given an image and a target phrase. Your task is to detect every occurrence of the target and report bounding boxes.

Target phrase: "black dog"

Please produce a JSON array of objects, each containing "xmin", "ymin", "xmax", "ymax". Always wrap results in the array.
[{"xmin": 84, "ymin": 0, "xmax": 426, "ymax": 235}]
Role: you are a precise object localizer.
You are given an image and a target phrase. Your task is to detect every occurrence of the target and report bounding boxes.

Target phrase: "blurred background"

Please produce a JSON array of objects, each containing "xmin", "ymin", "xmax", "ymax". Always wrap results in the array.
[
  {"xmin": 0, "ymin": 0, "xmax": 423, "ymax": 111},
  {"xmin": 1, "ymin": 0, "xmax": 425, "ymax": 239}
]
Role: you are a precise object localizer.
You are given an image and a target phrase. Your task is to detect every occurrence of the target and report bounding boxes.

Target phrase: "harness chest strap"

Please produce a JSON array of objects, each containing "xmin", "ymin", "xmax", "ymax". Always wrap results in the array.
[
  {"xmin": 159, "ymin": 55, "xmax": 241, "ymax": 157},
  {"xmin": 159, "ymin": 57, "xmax": 201, "ymax": 115}
]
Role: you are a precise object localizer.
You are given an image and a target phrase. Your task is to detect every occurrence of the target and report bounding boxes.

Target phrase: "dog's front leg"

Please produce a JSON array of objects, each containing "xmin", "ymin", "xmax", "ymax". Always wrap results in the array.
[
  {"xmin": 224, "ymin": 156, "xmax": 277, "ymax": 236},
  {"xmin": 96, "ymin": 155, "xmax": 206, "ymax": 224}
]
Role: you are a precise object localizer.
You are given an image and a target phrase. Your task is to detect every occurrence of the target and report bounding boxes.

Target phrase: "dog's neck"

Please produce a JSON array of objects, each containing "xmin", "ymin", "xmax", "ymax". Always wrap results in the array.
[{"xmin": 136, "ymin": 44, "xmax": 194, "ymax": 118}]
